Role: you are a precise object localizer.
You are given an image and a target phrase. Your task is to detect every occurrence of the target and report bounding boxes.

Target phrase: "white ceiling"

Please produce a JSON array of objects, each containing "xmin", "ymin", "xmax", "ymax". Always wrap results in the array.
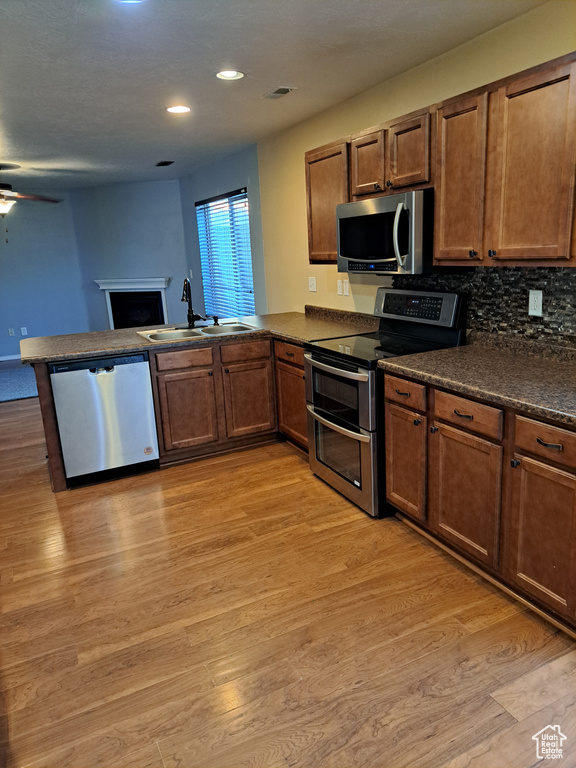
[{"xmin": 0, "ymin": 0, "xmax": 547, "ymax": 190}]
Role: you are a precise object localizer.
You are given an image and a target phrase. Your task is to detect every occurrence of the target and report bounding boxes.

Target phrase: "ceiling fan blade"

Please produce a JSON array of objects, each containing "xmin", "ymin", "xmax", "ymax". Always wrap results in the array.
[{"xmin": 14, "ymin": 192, "xmax": 62, "ymax": 203}]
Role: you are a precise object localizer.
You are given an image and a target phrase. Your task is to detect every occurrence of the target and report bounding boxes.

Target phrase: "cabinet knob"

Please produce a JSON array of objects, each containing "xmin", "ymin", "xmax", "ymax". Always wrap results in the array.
[
  {"xmin": 488, "ymin": 249, "xmax": 497, "ymax": 258},
  {"xmin": 430, "ymin": 426, "xmax": 438, "ymax": 433},
  {"xmin": 511, "ymin": 459, "xmax": 521, "ymax": 468},
  {"xmin": 225, "ymin": 368, "xmax": 229, "ymax": 374},
  {"xmin": 374, "ymin": 182, "xmax": 381, "ymax": 190},
  {"xmin": 386, "ymin": 180, "xmax": 394, "ymax": 188},
  {"xmin": 208, "ymin": 370, "xmax": 213, "ymax": 377},
  {"xmin": 468, "ymin": 250, "xmax": 478, "ymax": 258},
  {"xmin": 413, "ymin": 419, "xmax": 421, "ymax": 426}
]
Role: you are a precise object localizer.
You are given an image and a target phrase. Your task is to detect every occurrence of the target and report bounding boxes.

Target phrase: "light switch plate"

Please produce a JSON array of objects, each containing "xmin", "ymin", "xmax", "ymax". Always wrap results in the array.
[
  {"xmin": 343, "ymin": 279, "xmax": 350, "ymax": 296},
  {"xmin": 337, "ymin": 280, "xmax": 342, "ymax": 295},
  {"xmin": 308, "ymin": 277, "xmax": 317, "ymax": 292}
]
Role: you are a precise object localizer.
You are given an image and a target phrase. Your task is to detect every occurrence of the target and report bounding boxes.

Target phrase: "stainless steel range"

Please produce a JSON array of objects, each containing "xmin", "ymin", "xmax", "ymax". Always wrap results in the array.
[{"xmin": 305, "ymin": 288, "xmax": 466, "ymax": 518}]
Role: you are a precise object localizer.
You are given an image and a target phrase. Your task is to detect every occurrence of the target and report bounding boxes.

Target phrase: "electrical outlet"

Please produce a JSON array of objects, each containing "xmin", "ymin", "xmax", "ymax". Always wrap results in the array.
[
  {"xmin": 8, "ymin": 328, "xmax": 14, "ymax": 337},
  {"xmin": 528, "ymin": 290, "xmax": 543, "ymax": 317},
  {"xmin": 308, "ymin": 277, "xmax": 317, "ymax": 292},
  {"xmin": 20, "ymin": 326, "xmax": 28, "ymax": 336},
  {"xmin": 337, "ymin": 279, "xmax": 343, "ymax": 295},
  {"xmin": 343, "ymin": 279, "xmax": 350, "ymax": 297}
]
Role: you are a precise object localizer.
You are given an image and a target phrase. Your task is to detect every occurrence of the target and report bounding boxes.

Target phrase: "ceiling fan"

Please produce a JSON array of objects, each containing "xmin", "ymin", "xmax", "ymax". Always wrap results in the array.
[{"xmin": 0, "ymin": 183, "xmax": 61, "ymax": 215}]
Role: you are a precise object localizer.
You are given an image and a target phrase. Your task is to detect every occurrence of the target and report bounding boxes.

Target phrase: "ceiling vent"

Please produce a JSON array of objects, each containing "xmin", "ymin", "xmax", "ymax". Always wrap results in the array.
[{"xmin": 263, "ymin": 86, "xmax": 297, "ymax": 100}]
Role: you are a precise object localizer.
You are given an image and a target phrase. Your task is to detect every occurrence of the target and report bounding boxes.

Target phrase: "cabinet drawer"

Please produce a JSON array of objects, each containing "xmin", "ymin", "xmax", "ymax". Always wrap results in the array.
[
  {"xmin": 384, "ymin": 375, "xmax": 427, "ymax": 412},
  {"xmin": 220, "ymin": 340, "xmax": 271, "ymax": 363},
  {"xmin": 434, "ymin": 390, "xmax": 503, "ymax": 440},
  {"xmin": 274, "ymin": 340, "xmax": 304, "ymax": 368},
  {"xmin": 515, "ymin": 416, "xmax": 576, "ymax": 469},
  {"xmin": 155, "ymin": 346, "xmax": 214, "ymax": 372}
]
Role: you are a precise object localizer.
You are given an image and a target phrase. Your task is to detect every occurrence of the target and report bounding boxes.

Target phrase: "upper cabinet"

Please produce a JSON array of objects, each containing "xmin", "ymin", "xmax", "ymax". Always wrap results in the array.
[
  {"xmin": 435, "ymin": 57, "xmax": 576, "ymax": 266},
  {"xmin": 305, "ymin": 52, "xmax": 576, "ymax": 267},
  {"xmin": 435, "ymin": 94, "xmax": 488, "ymax": 263},
  {"xmin": 305, "ymin": 140, "xmax": 349, "ymax": 264},
  {"xmin": 387, "ymin": 110, "xmax": 431, "ymax": 189},
  {"xmin": 349, "ymin": 109, "xmax": 432, "ymax": 199},
  {"xmin": 485, "ymin": 62, "xmax": 576, "ymax": 264}
]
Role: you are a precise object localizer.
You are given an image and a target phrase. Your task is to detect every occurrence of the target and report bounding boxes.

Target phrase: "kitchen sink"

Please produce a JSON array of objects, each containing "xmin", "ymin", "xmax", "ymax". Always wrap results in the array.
[
  {"xmin": 199, "ymin": 324, "xmax": 255, "ymax": 335},
  {"xmin": 138, "ymin": 328, "xmax": 205, "ymax": 342},
  {"xmin": 138, "ymin": 323, "xmax": 257, "ymax": 343}
]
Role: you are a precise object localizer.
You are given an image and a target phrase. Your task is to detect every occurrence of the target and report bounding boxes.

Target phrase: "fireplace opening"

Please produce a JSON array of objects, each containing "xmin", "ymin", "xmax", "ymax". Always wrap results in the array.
[{"xmin": 109, "ymin": 291, "xmax": 165, "ymax": 329}]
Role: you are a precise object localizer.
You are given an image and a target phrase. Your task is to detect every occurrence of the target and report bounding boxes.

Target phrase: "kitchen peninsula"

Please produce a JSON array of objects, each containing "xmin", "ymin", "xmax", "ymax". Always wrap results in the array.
[{"xmin": 20, "ymin": 308, "xmax": 378, "ymax": 493}]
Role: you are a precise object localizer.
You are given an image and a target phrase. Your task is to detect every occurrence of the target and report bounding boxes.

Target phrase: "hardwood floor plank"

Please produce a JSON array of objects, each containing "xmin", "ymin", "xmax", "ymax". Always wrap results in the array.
[{"xmin": 491, "ymin": 648, "xmax": 576, "ymax": 721}]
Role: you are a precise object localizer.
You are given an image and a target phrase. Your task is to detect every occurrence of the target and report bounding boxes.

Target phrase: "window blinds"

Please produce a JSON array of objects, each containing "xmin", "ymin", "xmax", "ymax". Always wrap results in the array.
[{"xmin": 195, "ymin": 188, "xmax": 256, "ymax": 318}]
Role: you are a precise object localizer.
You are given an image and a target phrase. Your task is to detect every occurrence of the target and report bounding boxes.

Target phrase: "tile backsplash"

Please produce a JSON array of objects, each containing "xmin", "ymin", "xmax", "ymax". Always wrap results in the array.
[{"xmin": 393, "ymin": 268, "xmax": 576, "ymax": 348}]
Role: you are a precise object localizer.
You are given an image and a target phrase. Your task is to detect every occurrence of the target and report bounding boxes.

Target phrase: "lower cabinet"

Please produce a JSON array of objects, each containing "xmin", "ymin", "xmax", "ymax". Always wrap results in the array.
[
  {"xmin": 429, "ymin": 422, "xmax": 502, "ymax": 570},
  {"xmin": 507, "ymin": 417, "xmax": 576, "ymax": 620},
  {"xmin": 384, "ymin": 373, "xmax": 576, "ymax": 627},
  {"xmin": 274, "ymin": 340, "xmax": 308, "ymax": 449},
  {"xmin": 151, "ymin": 339, "xmax": 277, "ymax": 462}
]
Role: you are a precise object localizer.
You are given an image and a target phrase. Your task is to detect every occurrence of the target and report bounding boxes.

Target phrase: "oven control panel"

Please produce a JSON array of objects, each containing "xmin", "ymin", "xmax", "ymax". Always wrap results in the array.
[{"xmin": 374, "ymin": 289, "xmax": 459, "ymax": 327}]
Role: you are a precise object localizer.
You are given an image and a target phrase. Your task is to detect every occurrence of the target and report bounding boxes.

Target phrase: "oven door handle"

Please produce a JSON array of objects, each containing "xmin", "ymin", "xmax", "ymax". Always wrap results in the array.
[
  {"xmin": 304, "ymin": 353, "xmax": 369, "ymax": 382},
  {"xmin": 307, "ymin": 405, "xmax": 371, "ymax": 443}
]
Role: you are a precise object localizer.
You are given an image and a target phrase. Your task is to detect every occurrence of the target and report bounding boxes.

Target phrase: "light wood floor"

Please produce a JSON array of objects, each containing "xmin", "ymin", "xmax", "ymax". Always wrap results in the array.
[{"xmin": 1, "ymin": 397, "xmax": 575, "ymax": 768}]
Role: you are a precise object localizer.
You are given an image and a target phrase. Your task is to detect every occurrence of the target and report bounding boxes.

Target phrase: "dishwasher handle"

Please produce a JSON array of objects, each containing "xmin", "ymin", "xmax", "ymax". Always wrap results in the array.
[{"xmin": 89, "ymin": 366, "xmax": 115, "ymax": 374}]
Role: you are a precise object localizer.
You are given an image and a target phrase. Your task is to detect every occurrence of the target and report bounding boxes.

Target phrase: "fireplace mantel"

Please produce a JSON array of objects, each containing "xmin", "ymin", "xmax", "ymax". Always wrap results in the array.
[{"xmin": 95, "ymin": 278, "xmax": 171, "ymax": 329}]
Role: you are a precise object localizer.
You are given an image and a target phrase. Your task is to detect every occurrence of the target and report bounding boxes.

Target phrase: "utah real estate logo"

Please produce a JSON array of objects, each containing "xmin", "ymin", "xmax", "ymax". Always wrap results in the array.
[{"xmin": 532, "ymin": 725, "xmax": 567, "ymax": 760}]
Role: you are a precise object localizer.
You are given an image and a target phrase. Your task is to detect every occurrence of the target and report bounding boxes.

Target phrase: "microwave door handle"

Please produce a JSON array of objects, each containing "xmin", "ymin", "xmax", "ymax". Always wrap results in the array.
[
  {"xmin": 393, "ymin": 201, "xmax": 407, "ymax": 267},
  {"xmin": 304, "ymin": 353, "xmax": 369, "ymax": 382},
  {"xmin": 307, "ymin": 405, "xmax": 371, "ymax": 443}
]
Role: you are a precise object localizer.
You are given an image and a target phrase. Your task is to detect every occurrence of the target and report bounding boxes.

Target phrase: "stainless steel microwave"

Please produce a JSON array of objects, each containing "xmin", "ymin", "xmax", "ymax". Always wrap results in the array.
[{"xmin": 336, "ymin": 189, "xmax": 433, "ymax": 275}]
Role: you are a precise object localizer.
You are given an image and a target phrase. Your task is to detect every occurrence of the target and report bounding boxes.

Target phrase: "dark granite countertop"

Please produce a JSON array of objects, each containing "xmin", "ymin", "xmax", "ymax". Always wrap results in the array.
[
  {"xmin": 380, "ymin": 343, "xmax": 576, "ymax": 427},
  {"xmin": 20, "ymin": 309, "xmax": 378, "ymax": 364}
]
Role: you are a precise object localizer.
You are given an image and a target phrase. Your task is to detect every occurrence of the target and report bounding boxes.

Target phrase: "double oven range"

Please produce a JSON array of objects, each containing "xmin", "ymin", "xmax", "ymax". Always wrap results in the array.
[{"xmin": 304, "ymin": 288, "xmax": 465, "ymax": 518}]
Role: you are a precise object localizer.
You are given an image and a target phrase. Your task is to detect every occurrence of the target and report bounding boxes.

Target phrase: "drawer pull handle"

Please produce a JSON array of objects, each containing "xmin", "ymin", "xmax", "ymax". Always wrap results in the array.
[
  {"xmin": 395, "ymin": 389, "xmax": 410, "ymax": 397},
  {"xmin": 454, "ymin": 409, "xmax": 473, "ymax": 420},
  {"xmin": 536, "ymin": 437, "xmax": 563, "ymax": 451},
  {"xmin": 286, "ymin": 352, "xmax": 295, "ymax": 357}
]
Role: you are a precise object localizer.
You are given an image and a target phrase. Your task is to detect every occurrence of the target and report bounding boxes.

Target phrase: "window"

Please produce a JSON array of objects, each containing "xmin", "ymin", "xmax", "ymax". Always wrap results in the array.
[{"xmin": 195, "ymin": 188, "xmax": 256, "ymax": 317}]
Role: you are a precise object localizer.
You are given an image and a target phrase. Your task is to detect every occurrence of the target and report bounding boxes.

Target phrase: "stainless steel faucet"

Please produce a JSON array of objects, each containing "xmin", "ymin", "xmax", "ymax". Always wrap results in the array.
[{"xmin": 181, "ymin": 278, "xmax": 218, "ymax": 328}]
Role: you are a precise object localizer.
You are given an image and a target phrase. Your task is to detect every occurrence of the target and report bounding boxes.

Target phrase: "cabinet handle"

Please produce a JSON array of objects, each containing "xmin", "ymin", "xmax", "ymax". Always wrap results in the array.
[
  {"xmin": 511, "ymin": 459, "xmax": 521, "ymax": 468},
  {"xmin": 430, "ymin": 426, "xmax": 438, "ymax": 433},
  {"xmin": 536, "ymin": 437, "xmax": 563, "ymax": 451},
  {"xmin": 468, "ymin": 250, "xmax": 477, "ymax": 258},
  {"xmin": 488, "ymin": 249, "xmax": 497, "ymax": 258},
  {"xmin": 286, "ymin": 351, "xmax": 294, "ymax": 357},
  {"xmin": 454, "ymin": 409, "xmax": 473, "ymax": 420},
  {"xmin": 413, "ymin": 419, "xmax": 421, "ymax": 426},
  {"xmin": 395, "ymin": 389, "xmax": 410, "ymax": 397}
]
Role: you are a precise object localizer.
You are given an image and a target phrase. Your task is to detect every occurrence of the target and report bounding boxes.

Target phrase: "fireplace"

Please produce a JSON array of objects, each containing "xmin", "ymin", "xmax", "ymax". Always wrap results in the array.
[{"xmin": 95, "ymin": 278, "xmax": 171, "ymax": 330}]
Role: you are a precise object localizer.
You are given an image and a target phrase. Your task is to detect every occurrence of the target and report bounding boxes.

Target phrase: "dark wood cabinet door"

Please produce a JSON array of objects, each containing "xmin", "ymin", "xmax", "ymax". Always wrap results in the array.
[
  {"xmin": 350, "ymin": 130, "xmax": 385, "ymax": 197},
  {"xmin": 486, "ymin": 62, "xmax": 576, "ymax": 262},
  {"xmin": 222, "ymin": 359, "xmax": 276, "ymax": 439},
  {"xmin": 429, "ymin": 422, "xmax": 502, "ymax": 569},
  {"xmin": 305, "ymin": 140, "xmax": 349, "ymax": 263},
  {"xmin": 276, "ymin": 359, "xmax": 307, "ymax": 449},
  {"xmin": 508, "ymin": 455, "xmax": 576, "ymax": 619},
  {"xmin": 157, "ymin": 369, "xmax": 219, "ymax": 452},
  {"xmin": 385, "ymin": 402, "xmax": 427, "ymax": 521},
  {"xmin": 434, "ymin": 94, "xmax": 487, "ymax": 263},
  {"xmin": 387, "ymin": 111, "xmax": 431, "ymax": 189}
]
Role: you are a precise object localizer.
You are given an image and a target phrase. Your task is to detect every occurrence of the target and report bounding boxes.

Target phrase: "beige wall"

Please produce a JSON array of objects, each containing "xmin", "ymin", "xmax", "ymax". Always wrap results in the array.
[{"xmin": 257, "ymin": 1, "xmax": 576, "ymax": 315}]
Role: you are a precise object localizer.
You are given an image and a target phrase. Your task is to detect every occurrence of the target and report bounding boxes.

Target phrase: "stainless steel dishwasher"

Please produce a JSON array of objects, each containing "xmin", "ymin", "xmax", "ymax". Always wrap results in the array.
[{"xmin": 49, "ymin": 353, "xmax": 159, "ymax": 479}]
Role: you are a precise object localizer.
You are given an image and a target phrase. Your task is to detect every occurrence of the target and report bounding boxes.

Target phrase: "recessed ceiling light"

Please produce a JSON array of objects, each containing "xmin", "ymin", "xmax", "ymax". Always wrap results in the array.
[
  {"xmin": 216, "ymin": 70, "xmax": 244, "ymax": 81},
  {"xmin": 166, "ymin": 105, "xmax": 191, "ymax": 114},
  {"xmin": 115, "ymin": 1, "xmax": 145, "ymax": 4}
]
